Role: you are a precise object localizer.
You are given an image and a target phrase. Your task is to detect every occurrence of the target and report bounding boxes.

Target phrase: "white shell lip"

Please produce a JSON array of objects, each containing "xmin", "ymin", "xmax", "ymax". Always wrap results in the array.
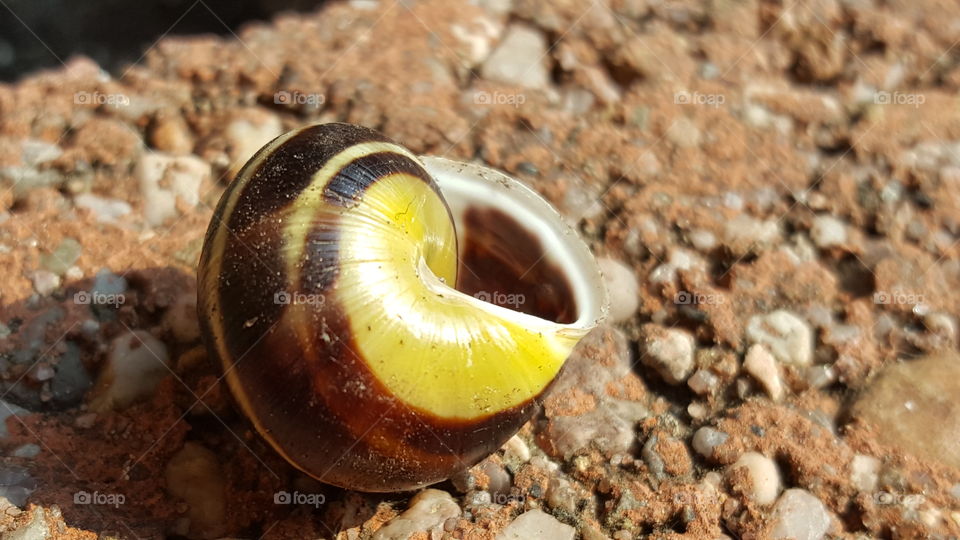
[{"xmin": 420, "ymin": 155, "xmax": 610, "ymax": 334}]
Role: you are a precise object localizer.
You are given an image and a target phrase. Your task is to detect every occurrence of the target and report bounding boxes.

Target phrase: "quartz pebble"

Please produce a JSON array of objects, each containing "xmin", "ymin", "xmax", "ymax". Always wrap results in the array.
[
  {"xmin": 73, "ymin": 193, "xmax": 132, "ymax": 223},
  {"xmin": 89, "ymin": 331, "xmax": 170, "ymax": 411},
  {"xmin": 728, "ymin": 452, "xmax": 781, "ymax": 505},
  {"xmin": 373, "ymin": 489, "xmax": 460, "ymax": 540},
  {"xmin": 743, "ymin": 344, "xmax": 784, "ymax": 401},
  {"xmin": 724, "ymin": 215, "xmax": 781, "ymax": 256},
  {"xmin": 597, "ymin": 257, "xmax": 639, "ymax": 322},
  {"xmin": 746, "ymin": 310, "xmax": 813, "ymax": 367},
  {"xmin": 810, "ymin": 215, "xmax": 847, "ymax": 248},
  {"xmin": 481, "ymin": 24, "xmax": 549, "ymax": 89},
  {"xmin": 496, "ymin": 509, "xmax": 574, "ymax": 540},
  {"xmin": 850, "ymin": 454, "xmax": 880, "ymax": 492},
  {"xmin": 30, "ymin": 270, "xmax": 60, "ymax": 296},
  {"xmin": 641, "ymin": 326, "xmax": 696, "ymax": 384},
  {"xmin": 692, "ymin": 427, "xmax": 728, "ymax": 460},
  {"xmin": 225, "ymin": 112, "xmax": 283, "ymax": 178},
  {"xmin": 687, "ymin": 369, "xmax": 719, "ymax": 395},
  {"xmin": 137, "ymin": 152, "xmax": 210, "ymax": 226},
  {"xmin": 769, "ymin": 489, "xmax": 831, "ymax": 540},
  {"xmin": 1, "ymin": 507, "xmax": 47, "ymax": 539}
]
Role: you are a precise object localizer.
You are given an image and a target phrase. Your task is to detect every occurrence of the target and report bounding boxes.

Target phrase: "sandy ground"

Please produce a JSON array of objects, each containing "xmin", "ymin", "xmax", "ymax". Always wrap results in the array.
[{"xmin": 0, "ymin": 0, "xmax": 959, "ymax": 538}]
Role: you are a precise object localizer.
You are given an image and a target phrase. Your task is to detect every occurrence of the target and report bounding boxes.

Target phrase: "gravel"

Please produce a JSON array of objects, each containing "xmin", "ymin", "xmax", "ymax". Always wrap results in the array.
[
  {"xmin": 743, "ymin": 344, "xmax": 784, "ymax": 401},
  {"xmin": 641, "ymin": 326, "xmax": 696, "ymax": 384},
  {"xmin": 692, "ymin": 427, "xmax": 729, "ymax": 460},
  {"xmin": 374, "ymin": 489, "xmax": 461, "ymax": 540},
  {"xmin": 496, "ymin": 509, "xmax": 575, "ymax": 540},
  {"xmin": 769, "ymin": 489, "xmax": 832, "ymax": 540},
  {"xmin": 746, "ymin": 310, "xmax": 814, "ymax": 367},
  {"xmin": 727, "ymin": 452, "xmax": 781, "ymax": 505},
  {"xmin": 480, "ymin": 24, "xmax": 549, "ymax": 89},
  {"xmin": 810, "ymin": 215, "xmax": 848, "ymax": 248},
  {"xmin": 89, "ymin": 331, "xmax": 170, "ymax": 412}
]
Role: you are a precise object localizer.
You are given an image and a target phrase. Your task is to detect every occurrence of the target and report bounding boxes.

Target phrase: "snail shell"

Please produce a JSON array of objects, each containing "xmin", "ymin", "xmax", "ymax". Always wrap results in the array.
[{"xmin": 197, "ymin": 123, "xmax": 606, "ymax": 492}]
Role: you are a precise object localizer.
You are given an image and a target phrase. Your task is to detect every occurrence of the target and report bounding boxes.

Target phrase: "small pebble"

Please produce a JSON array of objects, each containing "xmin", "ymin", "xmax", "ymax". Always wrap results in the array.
[
  {"xmin": 89, "ymin": 331, "xmax": 170, "ymax": 411},
  {"xmin": 39, "ymin": 238, "xmax": 81, "ymax": 275},
  {"xmin": 73, "ymin": 193, "xmax": 132, "ymax": 223},
  {"xmin": 805, "ymin": 364, "xmax": 836, "ymax": 389},
  {"xmin": 1, "ymin": 507, "xmax": 47, "ymax": 539},
  {"xmin": 850, "ymin": 454, "xmax": 880, "ymax": 492},
  {"xmin": 137, "ymin": 152, "xmax": 210, "ymax": 226},
  {"xmin": 769, "ymin": 489, "xmax": 831, "ymax": 540},
  {"xmin": 225, "ymin": 112, "xmax": 283, "ymax": 177},
  {"xmin": 374, "ymin": 489, "xmax": 461, "ymax": 540},
  {"xmin": 480, "ymin": 24, "xmax": 549, "ymax": 90},
  {"xmin": 810, "ymin": 215, "xmax": 847, "ymax": 248},
  {"xmin": 746, "ymin": 310, "xmax": 814, "ymax": 367},
  {"xmin": 728, "ymin": 451, "xmax": 781, "ymax": 505},
  {"xmin": 10, "ymin": 444, "xmax": 40, "ymax": 459},
  {"xmin": 30, "ymin": 270, "xmax": 60, "ymax": 296},
  {"xmin": 496, "ymin": 509, "xmax": 574, "ymax": 540},
  {"xmin": 0, "ymin": 465, "xmax": 37, "ymax": 508},
  {"xmin": 687, "ymin": 369, "xmax": 719, "ymax": 395},
  {"xmin": 743, "ymin": 344, "xmax": 784, "ymax": 401},
  {"xmin": 162, "ymin": 293, "xmax": 200, "ymax": 344},
  {"xmin": 724, "ymin": 215, "xmax": 781, "ymax": 256},
  {"xmin": 692, "ymin": 427, "xmax": 728, "ymax": 459},
  {"xmin": 641, "ymin": 326, "xmax": 696, "ymax": 384},
  {"xmin": 597, "ymin": 257, "xmax": 639, "ymax": 322},
  {"xmin": 666, "ymin": 117, "xmax": 702, "ymax": 148}
]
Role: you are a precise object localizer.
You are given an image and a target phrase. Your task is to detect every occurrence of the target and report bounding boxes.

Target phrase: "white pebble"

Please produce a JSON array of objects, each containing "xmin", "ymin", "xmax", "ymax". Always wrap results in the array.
[
  {"xmin": 687, "ymin": 369, "xmax": 719, "ymax": 395},
  {"xmin": 225, "ymin": 112, "xmax": 283, "ymax": 179},
  {"xmin": 496, "ymin": 509, "xmax": 574, "ymax": 540},
  {"xmin": 74, "ymin": 193, "xmax": 132, "ymax": 223},
  {"xmin": 642, "ymin": 327, "xmax": 695, "ymax": 384},
  {"xmin": 137, "ymin": 152, "xmax": 210, "ymax": 226},
  {"xmin": 692, "ymin": 427, "xmax": 728, "ymax": 459},
  {"xmin": 746, "ymin": 310, "xmax": 814, "ymax": 367},
  {"xmin": 481, "ymin": 24, "xmax": 549, "ymax": 89},
  {"xmin": 30, "ymin": 270, "xmax": 60, "ymax": 296},
  {"xmin": 689, "ymin": 229, "xmax": 717, "ymax": 251},
  {"xmin": 597, "ymin": 257, "xmax": 639, "ymax": 322},
  {"xmin": 163, "ymin": 293, "xmax": 200, "ymax": 344},
  {"xmin": 724, "ymin": 215, "xmax": 781, "ymax": 255},
  {"xmin": 850, "ymin": 454, "xmax": 880, "ymax": 492},
  {"xmin": 744, "ymin": 344, "xmax": 784, "ymax": 401},
  {"xmin": 769, "ymin": 489, "xmax": 831, "ymax": 540},
  {"xmin": 810, "ymin": 215, "xmax": 847, "ymax": 248},
  {"xmin": 90, "ymin": 331, "xmax": 170, "ymax": 411},
  {"xmin": 728, "ymin": 452, "xmax": 781, "ymax": 505},
  {"xmin": 374, "ymin": 489, "xmax": 461, "ymax": 540},
  {"xmin": 666, "ymin": 117, "xmax": 702, "ymax": 148},
  {"xmin": 502, "ymin": 435, "xmax": 530, "ymax": 463}
]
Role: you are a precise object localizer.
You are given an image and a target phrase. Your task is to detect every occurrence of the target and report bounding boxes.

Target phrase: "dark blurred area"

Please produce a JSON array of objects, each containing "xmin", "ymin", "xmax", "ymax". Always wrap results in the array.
[{"xmin": 0, "ymin": 0, "xmax": 323, "ymax": 81}]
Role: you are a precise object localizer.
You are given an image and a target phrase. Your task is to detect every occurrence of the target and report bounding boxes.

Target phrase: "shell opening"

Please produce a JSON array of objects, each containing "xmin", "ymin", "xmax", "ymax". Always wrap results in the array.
[{"xmin": 420, "ymin": 156, "xmax": 608, "ymax": 335}]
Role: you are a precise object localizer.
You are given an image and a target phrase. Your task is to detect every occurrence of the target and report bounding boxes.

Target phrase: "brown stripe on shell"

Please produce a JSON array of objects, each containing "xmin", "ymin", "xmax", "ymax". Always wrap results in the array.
[
  {"xmin": 323, "ymin": 151, "xmax": 440, "ymax": 207},
  {"xmin": 225, "ymin": 123, "xmax": 394, "ymax": 234}
]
